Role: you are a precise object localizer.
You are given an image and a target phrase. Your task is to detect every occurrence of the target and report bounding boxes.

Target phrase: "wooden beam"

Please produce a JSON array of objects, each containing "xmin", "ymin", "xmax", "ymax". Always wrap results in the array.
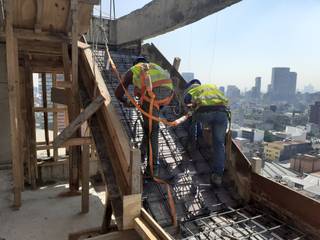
[
  {"xmin": 41, "ymin": 73, "xmax": 50, "ymax": 157},
  {"xmin": 79, "ymin": 67, "xmax": 124, "ymax": 229},
  {"xmin": 14, "ymin": 28, "xmax": 68, "ymax": 42},
  {"xmin": 134, "ymin": 218, "xmax": 158, "ymax": 240},
  {"xmin": 34, "ymin": 107, "xmax": 67, "ymax": 112},
  {"xmin": 79, "ymin": 43, "xmax": 132, "ymax": 189},
  {"xmin": 63, "ymin": 137, "xmax": 92, "ymax": 147},
  {"xmin": 5, "ymin": 0, "xmax": 22, "ymax": 208},
  {"xmin": 56, "ymin": 81, "xmax": 72, "ymax": 88},
  {"xmin": 79, "ymin": 0, "xmax": 100, "ymax": 4},
  {"xmin": 51, "ymin": 87, "xmax": 69, "ymax": 105},
  {"xmin": 69, "ymin": 0, "xmax": 82, "ymax": 192},
  {"xmin": 87, "ymin": 230, "xmax": 141, "ymax": 240},
  {"xmin": 19, "ymin": 40, "xmax": 63, "ymax": 55},
  {"xmin": 24, "ymin": 55, "xmax": 37, "ymax": 188},
  {"xmin": 140, "ymin": 209, "xmax": 172, "ymax": 240},
  {"xmin": 53, "ymin": 95, "xmax": 105, "ymax": 148},
  {"xmin": 35, "ymin": 0, "xmax": 44, "ymax": 33},
  {"xmin": 36, "ymin": 137, "xmax": 92, "ymax": 150}
]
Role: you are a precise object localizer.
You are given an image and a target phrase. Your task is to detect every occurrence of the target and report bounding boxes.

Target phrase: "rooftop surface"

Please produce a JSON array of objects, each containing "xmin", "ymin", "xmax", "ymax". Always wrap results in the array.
[{"xmin": 0, "ymin": 170, "xmax": 106, "ymax": 240}]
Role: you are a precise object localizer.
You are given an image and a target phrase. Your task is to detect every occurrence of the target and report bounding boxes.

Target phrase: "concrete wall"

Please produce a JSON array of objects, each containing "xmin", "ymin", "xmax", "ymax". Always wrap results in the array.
[{"xmin": 0, "ymin": 43, "xmax": 11, "ymax": 164}]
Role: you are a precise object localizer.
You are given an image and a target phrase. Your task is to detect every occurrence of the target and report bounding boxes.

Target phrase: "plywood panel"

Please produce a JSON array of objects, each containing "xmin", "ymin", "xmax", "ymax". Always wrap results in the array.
[{"xmin": 12, "ymin": 0, "xmax": 93, "ymax": 34}]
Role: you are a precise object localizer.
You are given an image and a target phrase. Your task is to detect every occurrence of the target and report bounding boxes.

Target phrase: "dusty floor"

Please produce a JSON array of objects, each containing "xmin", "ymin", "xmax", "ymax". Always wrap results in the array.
[{"xmin": 0, "ymin": 170, "xmax": 106, "ymax": 240}]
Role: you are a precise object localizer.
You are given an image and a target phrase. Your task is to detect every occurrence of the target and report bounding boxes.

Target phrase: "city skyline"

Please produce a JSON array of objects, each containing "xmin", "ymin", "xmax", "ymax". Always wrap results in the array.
[{"xmin": 103, "ymin": 0, "xmax": 320, "ymax": 92}]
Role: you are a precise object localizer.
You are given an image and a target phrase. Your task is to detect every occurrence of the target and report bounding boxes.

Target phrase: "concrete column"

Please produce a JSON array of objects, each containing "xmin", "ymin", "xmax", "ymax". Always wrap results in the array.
[
  {"xmin": 251, "ymin": 157, "xmax": 262, "ymax": 174},
  {"xmin": 0, "ymin": 43, "xmax": 11, "ymax": 165}
]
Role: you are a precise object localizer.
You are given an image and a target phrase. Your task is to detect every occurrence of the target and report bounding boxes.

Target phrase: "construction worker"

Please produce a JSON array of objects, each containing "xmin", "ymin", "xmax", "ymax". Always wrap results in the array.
[
  {"xmin": 184, "ymin": 79, "xmax": 229, "ymax": 186},
  {"xmin": 115, "ymin": 56, "xmax": 173, "ymax": 176}
]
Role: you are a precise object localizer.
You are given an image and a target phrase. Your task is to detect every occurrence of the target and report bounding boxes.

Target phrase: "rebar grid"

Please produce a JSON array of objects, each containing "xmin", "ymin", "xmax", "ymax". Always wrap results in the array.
[
  {"xmin": 93, "ymin": 49, "xmax": 308, "ymax": 240},
  {"xmin": 181, "ymin": 206, "xmax": 306, "ymax": 240}
]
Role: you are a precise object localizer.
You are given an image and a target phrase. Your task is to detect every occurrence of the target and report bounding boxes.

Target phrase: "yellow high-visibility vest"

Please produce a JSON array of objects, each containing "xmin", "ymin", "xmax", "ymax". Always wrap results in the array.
[
  {"xmin": 131, "ymin": 63, "xmax": 173, "ymax": 91},
  {"xmin": 187, "ymin": 83, "xmax": 229, "ymax": 107}
]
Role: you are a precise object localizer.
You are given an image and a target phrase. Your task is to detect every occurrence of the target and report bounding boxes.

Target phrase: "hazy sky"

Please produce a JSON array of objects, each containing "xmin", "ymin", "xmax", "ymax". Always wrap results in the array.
[{"xmin": 100, "ymin": 0, "xmax": 320, "ymax": 92}]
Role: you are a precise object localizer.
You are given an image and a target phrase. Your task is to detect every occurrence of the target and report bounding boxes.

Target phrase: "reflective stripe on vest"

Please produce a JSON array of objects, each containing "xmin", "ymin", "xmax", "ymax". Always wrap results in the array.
[
  {"xmin": 187, "ymin": 83, "xmax": 229, "ymax": 107},
  {"xmin": 131, "ymin": 63, "xmax": 173, "ymax": 90}
]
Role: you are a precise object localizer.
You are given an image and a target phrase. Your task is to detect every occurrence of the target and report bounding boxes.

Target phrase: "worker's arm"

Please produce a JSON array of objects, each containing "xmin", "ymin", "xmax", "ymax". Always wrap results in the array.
[{"xmin": 115, "ymin": 70, "xmax": 133, "ymax": 103}]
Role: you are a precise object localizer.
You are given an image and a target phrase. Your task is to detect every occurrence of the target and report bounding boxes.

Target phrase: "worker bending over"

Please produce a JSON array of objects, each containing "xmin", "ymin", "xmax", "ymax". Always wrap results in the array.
[
  {"xmin": 115, "ymin": 56, "xmax": 173, "ymax": 176},
  {"xmin": 184, "ymin": 79, "xmax": 229, "ymax": 186}
]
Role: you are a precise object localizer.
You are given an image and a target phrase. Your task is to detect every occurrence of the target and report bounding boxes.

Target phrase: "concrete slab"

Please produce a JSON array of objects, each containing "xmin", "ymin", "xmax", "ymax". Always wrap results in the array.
[{"xmin": 0, "ymin": 182, "xmax": 106, "ymax": 240}]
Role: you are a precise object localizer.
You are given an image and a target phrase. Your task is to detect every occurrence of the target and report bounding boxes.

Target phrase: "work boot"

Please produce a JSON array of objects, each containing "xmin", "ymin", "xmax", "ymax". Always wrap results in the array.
[{"xmin": 210, "ymin": 174, "xmax": 222, "ymax": 187}]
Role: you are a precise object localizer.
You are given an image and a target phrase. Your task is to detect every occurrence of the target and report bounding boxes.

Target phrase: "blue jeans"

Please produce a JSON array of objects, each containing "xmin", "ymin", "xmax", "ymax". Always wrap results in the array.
[{"xmin": 191, "ymin": 111, "xmax": 228, "ymax": 176}]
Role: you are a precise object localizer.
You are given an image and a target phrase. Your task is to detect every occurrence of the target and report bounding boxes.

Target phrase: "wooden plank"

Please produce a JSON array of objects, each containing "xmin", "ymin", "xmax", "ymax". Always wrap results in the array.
[
  {"xmin": 130, "ymin": 148, "xmax": 141, "ymax": 194},
  {"xmin": 79, "ymin": 69, "xmax": 124, "ymax": 230},
  {"xmin": 79, "ymin": 0, "xmax": 100, "ymax": 4},
  {"xmin": 19, "ymin": 40, "xmax": 63, "ymax": 55},
  {"xmin": 140, "ymin": 209, "xmax": 172, "ymax": 240},
  {"xmin": 15, "ymin": 28, "xmax": 68, "ymax": 42},
  {"xmin": 5, "ymin": 0, "xmax": 22, "ymax": 208},
  {"xmin": 35, "ymin": 0, "xmax": 44, "ymax": 33},
  {"xmin": 34, "ymin": 107, "xmax": 67, "ymax": 112},
  {"xmin": 64, "ymin": 137, "xmax": 92, "ymax": 147},
  {"xmin": 53, "ymin": 95, "xmax": 104, "ymax": 148},
  {"xmin": 41, "ymin": 73, "xmax": 50, "ymax": 157},
  {"xmin": 36, "ymin": 137, "xmax": 92, "ymax": 150},
  {"xmin": 51, "ymin": 87, "xmax": 69, "ymax": 105},
  {"xmin": 81, "ymin": 143, "xmax": 89, "ymax": 213},
  {"xmin": 123, "ymin": 194, "xmax": 141, "ymax": 230},
  {"xmin": 56, "ymin": 81, "xmax": 72, "ymax": 88},
  {"xmin": 79, "ymin": 43, "xmax": 131, "ymax": 189},
  {"xmin": 85, "ymin": 230, "xmax": 141, "ymax": 240},
  {"xmin": 52, "ymin": 74, "xmax": 59, "ymax": 162},
  {"xmin": 134, "ymin": 218, "xmax": 158, "ymax": 240}
]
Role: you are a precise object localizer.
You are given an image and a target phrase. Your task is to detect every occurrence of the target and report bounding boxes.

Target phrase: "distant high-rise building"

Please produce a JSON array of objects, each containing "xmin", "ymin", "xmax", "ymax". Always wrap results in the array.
[
  {"xmin": 267, "ymin": 84, "xmax": 272, "ymax": 93},
  {"xmin": 255, "ymin": 77, "xmax": 261, "ymax": 94},
  {"xmin": 270, "ymin": 67, "xmax": 297, "ymax": 101},
  {"xmin": 219, "ymin": 86, "xmax": 225, "ymax": 94},
  {"xmin": 226, "ymin": 85, "xmax": 241, "ymax": 100},
  {"xmin": 181, "ymin": 72, "xmax": 194, "ymax": 82},
  {"xmin": 309, "ymin": 101, "xmax": 320, "ymax": 125}
]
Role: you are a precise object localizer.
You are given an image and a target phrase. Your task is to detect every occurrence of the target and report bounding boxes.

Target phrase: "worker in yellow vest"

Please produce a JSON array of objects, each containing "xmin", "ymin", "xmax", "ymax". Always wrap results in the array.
[
  {"xmin": 184, "ymin": 79, "xmax": 230, "ymax": 186},
  {"xmin": 115, "ymin": 56, "xmax": 174, "ymax": 176}
]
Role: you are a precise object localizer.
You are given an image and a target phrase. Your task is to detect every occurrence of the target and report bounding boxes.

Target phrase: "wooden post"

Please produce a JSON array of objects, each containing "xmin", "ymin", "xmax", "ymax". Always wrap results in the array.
[
  {"xmin": 68, "ymin": 0, "xmax": 81, "ymax": 192},
  {"xmin": 5, "ymin": 0, "xmax": 22, "ymax": 208},
  {"xmin": 130, "ymin": 148, "xmax": 141, "ymax": 194},
  {"xmin": 52, "ymin": 73, "xmax": 58, "ymax": 162},
  {"xmin": 101, "ymin": 198, "xmax": 113, "ymax": 233},
  {"xmin": 81, "ymin": 142, "xmax": 89, "ymax": 213},
  {"xmin": 41, "ymin": 73, "xmax": 50, "ymax": 157},
  {"xmin": 24, "ymin": 56, "xmax": 37, "ymax": 188}
]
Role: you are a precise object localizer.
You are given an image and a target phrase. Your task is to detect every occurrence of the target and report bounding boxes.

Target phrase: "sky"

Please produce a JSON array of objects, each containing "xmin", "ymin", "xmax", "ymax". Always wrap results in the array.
[{"xmin": 99, "ymin": 0, "xmax": 320, "ymax": 92}]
